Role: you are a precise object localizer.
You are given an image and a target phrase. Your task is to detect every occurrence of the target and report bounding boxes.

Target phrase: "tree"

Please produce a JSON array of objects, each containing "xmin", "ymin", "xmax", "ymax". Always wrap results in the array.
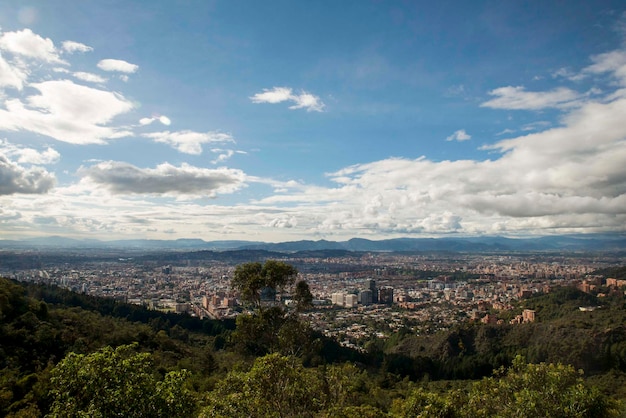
[
  {"xmin": 200, "ymin": 353, "xmax": 323, "ymax": 418},
  {"xmin": 231, "ymin": 260, "xmax": 298, "ymax": 308},
  {"xmin": 293, "ymin": 280, "xmax": 313, "ymax": 312},
  {"xmin": 47, "ymin": 344, "xmax": 196, "ymax": 418},
  {"xmin": 392, "ymin": 356, "xmax": 618, "ymax": 418},
  {"xmin": 466, "ymin": 356, "xmax": 617, "ymax": 418}
]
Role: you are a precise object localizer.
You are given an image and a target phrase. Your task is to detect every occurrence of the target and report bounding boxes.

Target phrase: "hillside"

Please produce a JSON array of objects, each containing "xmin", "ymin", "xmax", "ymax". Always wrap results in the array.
[{"xmin": 1, "ymin": 277, "xmax": 626, "ymax": 416}]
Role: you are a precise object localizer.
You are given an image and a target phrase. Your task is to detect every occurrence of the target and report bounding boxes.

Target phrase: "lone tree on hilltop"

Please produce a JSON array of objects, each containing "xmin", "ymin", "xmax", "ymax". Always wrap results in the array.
[{"xmin": 231, "ymin": 260, "xmax": 298, "ymax": 308}]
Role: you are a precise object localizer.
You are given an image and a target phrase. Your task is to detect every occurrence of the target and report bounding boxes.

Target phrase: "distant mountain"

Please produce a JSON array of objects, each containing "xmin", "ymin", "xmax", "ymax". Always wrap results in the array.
[{"xmin": 1, "ymin": 234, "xmax": 625, "ymax": 252}]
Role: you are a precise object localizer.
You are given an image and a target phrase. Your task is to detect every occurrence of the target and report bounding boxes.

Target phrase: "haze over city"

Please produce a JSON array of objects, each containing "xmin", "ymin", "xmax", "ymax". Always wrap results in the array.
[{"xmin": 1, "ymin": 1, "xmax": 626, "ymax": 242}]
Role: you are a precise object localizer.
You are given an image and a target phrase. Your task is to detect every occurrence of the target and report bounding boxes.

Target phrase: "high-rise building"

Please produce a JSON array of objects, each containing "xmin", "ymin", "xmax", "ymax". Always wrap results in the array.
[
  {"xmin": 366, "ymin": 279, "xmax": 378, "ymax": 303},
  {"xmin": 378, "ymin": 286, "xmax": 394, "ymax": 304},
  {"xmin": 358, "ymin": 289, "xmax": 373, "ymax": 305}
]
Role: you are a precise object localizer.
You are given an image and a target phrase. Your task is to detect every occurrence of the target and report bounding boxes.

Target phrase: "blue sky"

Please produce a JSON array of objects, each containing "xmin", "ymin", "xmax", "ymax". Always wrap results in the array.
[{"xmin": 1, "ymin": 1, "xmax": 626, "ymax": 242}]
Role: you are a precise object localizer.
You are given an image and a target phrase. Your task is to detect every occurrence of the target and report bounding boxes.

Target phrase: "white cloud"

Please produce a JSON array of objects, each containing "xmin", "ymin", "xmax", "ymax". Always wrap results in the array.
[
  {"xmin": 446, "ymin": 129, "xmax": 471, "ymax": 141},
  {"xmin": 289, "ymin": 92, "xmax": 325, "ymax": 111},
  {"xmin": 73, "ymin": 71, "xmax": 107, "ymax": 83},
  {"xmin": 0, "ymin": 79, "xmax": 134, "ymax": 144},
  {"xmin": 496, "ymin": 128, "xmax": 515, "ymax": 136},
  {"xmin": 62, "ymin": 40, "xmax": 93, "ymax": 54},
  {"xmin": 139, "ymin": 115, "xmax": 171, "ymax": 126},
  {"xmin": 521, "ymin": 121, "xmax": 550, "ymax": 131},
  {"xmin": 0, "ymin": 153, "xmax": 55, "ymax": 195},
  {"xmin": 252, "ymin": 75, "xmax": 626, "ymax": 236},
  {"xmin": 250, "ymin": 87, "xmax": 293, "ymax": 103},
  {"xmin": 0, "ymin": 140, "xmax": 60, "ymax": 165},
  {"xmin": 250, "ymin": 87, "xmax": 325, "ymax": 112},
  {"xmin": 210, "ymin": 149, "xmax": 235, "ymax": 164},
  {"xmin": 2, "ymin": 28, "xmax": 626, "ymax": 240},
  {"xmin": 0, "ymin": 52, "xmax": 27, "ymax": 90},
  {"xmin": 142, "ymin": 130, "xmax": 234, "ymax": 154},
  {"xmin": 481, "ymin": 86, "xmax": 581, "ymax": 110},
  {"xmin": 583, "ymin": 50, "xmax": 626, "ymax": 84},
  {"xmin": 267, "ymin": 216, "xmax": 297, "ymax": 228},
  {"xmin": 80, "ymin": 161, "xmax": 246, "ymax": 197},
  {"xmin": 0, "ymin": 29, "xmax": 65, "ymax": 64},
  {"xmin": 97, "ymin": 59, "xmax": 139, "ymax": 73}
]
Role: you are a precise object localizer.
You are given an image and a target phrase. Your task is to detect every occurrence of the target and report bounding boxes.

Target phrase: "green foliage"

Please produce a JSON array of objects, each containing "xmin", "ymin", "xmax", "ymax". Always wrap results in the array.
[
  {"xmin": 3, "ymin": 275, "xmax": 626, "ymax": 417},
  {"xmin": 320, "ymin": 405, "xmax": 388, "ymax": 418},
  {"xmin": 294, "ymin": 280, "xmax": 313, "ymax": 311},
  {"xmin": 22, "ymin": 280, "xmax": 234, "ymax": 336},
  {"xmin": 231, "ymin": 308, "xmax": 323, "ymax": 361},
  {"xmin": 520, "ymin": 286, "xmax": 599, "ymax": 320},
  {"xmin": 47, "ymin": 344, "xmax": 196, "ymax": 418},
  {"xmin": 0, "ymin": 278, "xmax": 29, "ymax": 322},
  {"xmin": 201, "ymin": 353, "xmax": 323, "ymax": 418},
  {"xmin": 466, "ymin": 356, "xmax": 617, "ymax": 418},
  {"xmin": 231, "ymin": 260, "xmax": 297, "ymax": 307},
  {"xmin": 392, "ymin": 356, "xmax": 617, "ymax": 418},
  {"xmin": 391, "ymin": 387, "xmax": 463, "ymax": 418}
]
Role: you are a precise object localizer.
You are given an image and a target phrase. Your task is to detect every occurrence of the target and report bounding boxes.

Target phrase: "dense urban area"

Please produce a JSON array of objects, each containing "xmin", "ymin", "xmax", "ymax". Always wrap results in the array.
[{"xmin": 2, "ymin": 247, "xmax": 624, "ymax": 351}]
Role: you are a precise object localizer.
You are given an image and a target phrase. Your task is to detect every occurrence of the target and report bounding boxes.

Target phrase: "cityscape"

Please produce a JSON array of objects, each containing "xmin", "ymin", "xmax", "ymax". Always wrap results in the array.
[{"xmin": 3, "ymin": 245, "xmax": 624, "ymax": 351}]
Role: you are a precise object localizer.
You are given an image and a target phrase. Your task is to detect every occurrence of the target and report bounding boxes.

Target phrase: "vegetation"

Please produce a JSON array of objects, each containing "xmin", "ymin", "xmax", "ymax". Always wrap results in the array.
[
  {"xmin": 48, "ymin": 344, "xmax": 196, "ymax": 417},
  {"xmin": 2, "ymin": 261, "xmax": 626, "ymax": 417}
]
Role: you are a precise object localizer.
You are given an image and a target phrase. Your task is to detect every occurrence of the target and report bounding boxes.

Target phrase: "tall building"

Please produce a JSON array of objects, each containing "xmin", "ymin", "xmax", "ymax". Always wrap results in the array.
[
  {"xmin": 358, "ymin": 289, "xmax": 373, "ymax": 305},
  {"xmin": 345, "ymin": 294, "xmax": 358, "ymax": 308},
  {"xmin": 366, "ymin": 279, "xmax": 378, "ymax": 303},
  {"xmin": 378, "ymin": 286, "xmax": 394, "ymax": 304}
]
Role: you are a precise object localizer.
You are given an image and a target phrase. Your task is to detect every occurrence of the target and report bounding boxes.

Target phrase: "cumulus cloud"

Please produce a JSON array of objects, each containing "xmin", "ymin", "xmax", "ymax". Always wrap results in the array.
[
  {"xmin": 97, "ymin": 59, "xmax": 138, "ymax": 73},
  {"xmin": 481, "ymin": 86, "xmax": 581, "ymax": 110},
  {"xmin": 255, "ymin": 66, "xmax": 626, "ymax": 236},
  {"xmin": 0, "ymin": 140, "xmax": 60, "ymax": 165},
  {"xmin": 0, "ymin": 29, "xmax": 66, "ymax": 64},
  {"xmin": 446, "ymin": 129, "xmax": 471, "ymax": 141},
  {"xmin": 267, "ymin": 216, "xmax": 297, "ymax": 228},
  {"xmin": 142, "ymin": 130, "xmax": 234, "ymax": 154},
  {"xmin": 80, "ymin": 161, "xmax": 246, "ymax": 197},
  {"xmin": 0, "ymin": 79, "xmax": 134, "ymax": 144},
  {"xmin": 62, "ymin": 40, "xmax": 93, "ymax": 54},
  {"xmin": 0, "ymin": 153, "xmax": 55, "ymax": 195},
  {"xmin": 3, "ymin": 28, "xmax": 626, "ymax": 240},
  {"xmin": 250, "ymin": 87, "xmax": 325, "ymax": 112}
]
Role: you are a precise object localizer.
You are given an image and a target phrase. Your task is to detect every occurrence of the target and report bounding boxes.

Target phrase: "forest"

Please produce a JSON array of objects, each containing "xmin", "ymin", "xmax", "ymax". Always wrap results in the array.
[{"xmin": 2, "ymin": 262, "xmax": 626, "ymax": 417}]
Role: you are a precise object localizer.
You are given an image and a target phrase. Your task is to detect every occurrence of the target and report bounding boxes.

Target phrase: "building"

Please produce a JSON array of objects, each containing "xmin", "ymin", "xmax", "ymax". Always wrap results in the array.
[
  {"xmin": 366, "ymin": 279, "xmax": 378, "ymax": 303},
  {"xmin": 358, "ymin": 289, "xmax": 373, "ymax": 305},
  {"xmin": 522, "ymin": 309, "xmax": 536, "ymax": 322},
  {"xmin": 331, "ymin": 292, "xmax": 346, "ymax": 306},
  {"xmin": 345, "ymin": 294, "xmax": 358, "ymax": 308},
  {"xmin": 378, "ymin": 286, "xmax": 394, "ymax": 304}
]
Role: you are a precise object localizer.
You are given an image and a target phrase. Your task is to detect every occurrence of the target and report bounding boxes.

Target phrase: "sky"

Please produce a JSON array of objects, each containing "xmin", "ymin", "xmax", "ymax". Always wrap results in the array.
[{"xmin": 1, "ymin": 1, "xmax": 626, "ymax": 242}]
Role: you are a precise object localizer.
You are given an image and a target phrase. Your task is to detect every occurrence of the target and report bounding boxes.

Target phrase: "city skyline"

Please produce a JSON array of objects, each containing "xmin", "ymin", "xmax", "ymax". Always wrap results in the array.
[{"xmin": 1, "ymin": 1, "xmax": 626, "ymax": 242}]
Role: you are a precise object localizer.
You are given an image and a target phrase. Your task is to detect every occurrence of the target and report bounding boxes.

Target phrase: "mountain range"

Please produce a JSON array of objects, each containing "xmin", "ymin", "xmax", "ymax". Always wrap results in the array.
[{"xmin": 1, "ymin": 234, "xmax": 626, "ymax": 252}]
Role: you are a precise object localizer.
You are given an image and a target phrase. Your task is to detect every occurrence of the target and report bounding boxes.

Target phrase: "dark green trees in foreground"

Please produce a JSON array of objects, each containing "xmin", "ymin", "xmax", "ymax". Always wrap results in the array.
[
  {"xmin": 47, "ymin": 344, "xmax": 196, "ymax": 418},
  {"xmin": 199, "ymin": 353, "xmax": 617, "ymax": 417},
  {"xmin": 45, "ymin": 344, "xmax": 619, "ymax": 417}
]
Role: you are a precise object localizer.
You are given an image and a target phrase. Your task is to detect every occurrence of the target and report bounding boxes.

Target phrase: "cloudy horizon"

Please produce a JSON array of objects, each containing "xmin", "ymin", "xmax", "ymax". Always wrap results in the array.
[{"xmin": 1, "ymin": 1, "xmax": 625, "ymax": 242}]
